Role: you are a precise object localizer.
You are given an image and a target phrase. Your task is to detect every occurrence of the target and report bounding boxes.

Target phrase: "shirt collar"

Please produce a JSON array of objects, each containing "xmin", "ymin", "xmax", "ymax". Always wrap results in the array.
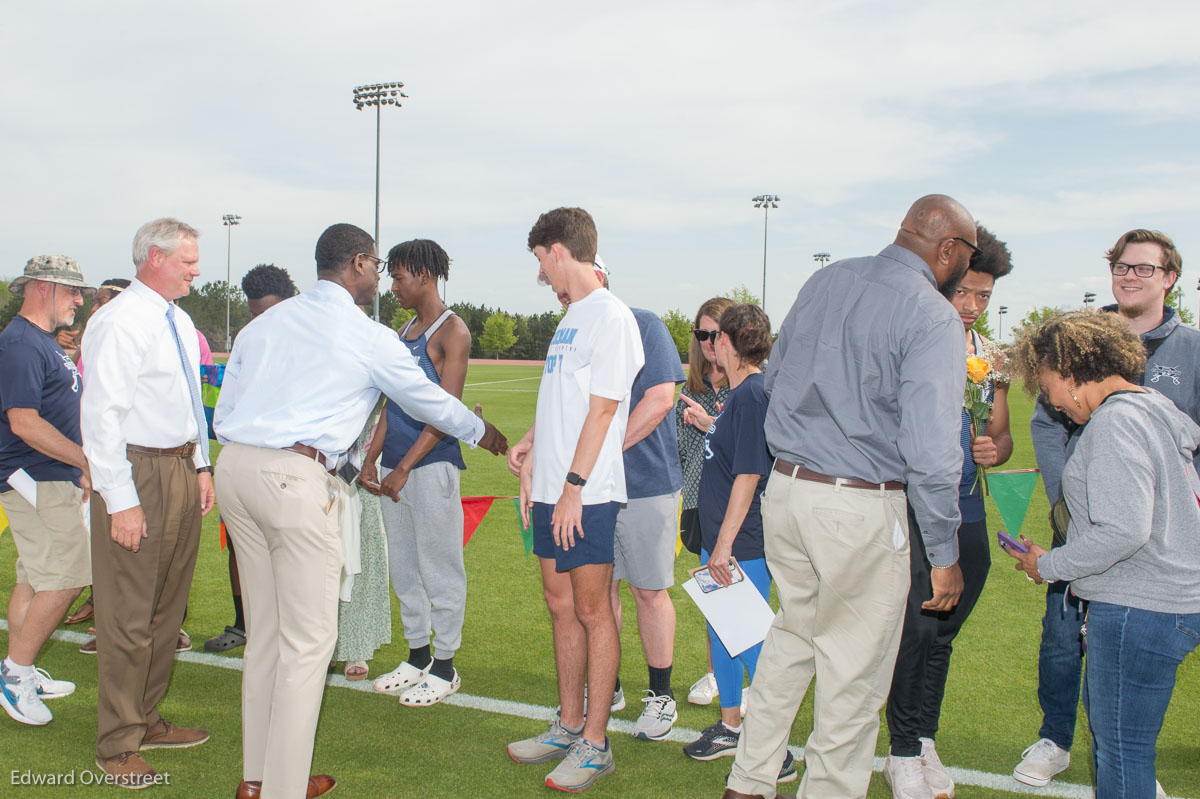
[
  {"xmin": 129, "ymin": 277, "xmax": 170, "ymax": 311},
  {"xmin": 878, "ymin": 244, "xmax": 938, "ymax": 289},
  {"xmin": 310, "ymin": 279, "xmax": 358, "ymax": 306}
]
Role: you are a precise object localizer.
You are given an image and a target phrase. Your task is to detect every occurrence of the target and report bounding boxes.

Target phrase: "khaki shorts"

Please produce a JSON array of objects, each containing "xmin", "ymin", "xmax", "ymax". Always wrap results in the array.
[
  {"xmin": 613, "ymin": 491, "xmax": 681, "ymax": 590},
  {"xmin": 1, "ymin": 481, "xmax": 91, "ymax": 591}
]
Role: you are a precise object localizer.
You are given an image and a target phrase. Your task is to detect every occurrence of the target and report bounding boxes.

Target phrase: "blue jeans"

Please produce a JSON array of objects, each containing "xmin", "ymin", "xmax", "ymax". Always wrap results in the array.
[
  {"xmin": 1037, "ymin": 580, "xmax": 1085, "ymax": 750},
  {"xmin": 1084, "ymin": 602, "xmax": 1200, "ymax": 799}
]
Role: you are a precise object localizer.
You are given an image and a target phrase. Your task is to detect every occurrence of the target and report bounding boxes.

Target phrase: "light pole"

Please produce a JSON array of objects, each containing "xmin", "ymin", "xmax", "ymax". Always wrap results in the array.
[
  {"xmin": 222, "ymin": 214, "xmax": 241, "ymax": 351},
  {"xmin": 813, "ymin": 252, "xmax": 831, "ymax": 269},
  {"xmin": 1084, "ymin": 291, "xmax": 1096, "ymax": 308},
  {"xmin": 353, "ymin": 82, "xmax": 407, "ymax": 321},
  {"xmin": 997, "ymin": 305, "xmax": 1008, "ymax": 340},
  {"xmin": 752, "ymin": 195, "xmax": 779, "ymax": 310}
]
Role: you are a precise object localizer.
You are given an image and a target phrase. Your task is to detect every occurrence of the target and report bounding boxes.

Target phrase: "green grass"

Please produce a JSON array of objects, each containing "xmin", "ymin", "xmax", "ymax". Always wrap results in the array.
[{"xmin": 1, "ymin": 366, "xmax": 1197, "ymax": 798}]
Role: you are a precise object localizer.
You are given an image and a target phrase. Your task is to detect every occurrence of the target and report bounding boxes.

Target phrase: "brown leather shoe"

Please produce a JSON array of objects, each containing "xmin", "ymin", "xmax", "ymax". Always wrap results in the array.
[
  {"xmin": 720, "ymin": 791, "xmax": 795, "ymax": 799},
  {"xmin": 235, "ymin": 775, "xmax": 336, "ymax": 799},
  {"xmin": 95, "ymin": 751, "xmax": 160, "ymax": 790},
  {"xmin": 80, "ymin": 627, "xmax": 97, "ymax": 654},
  {"xmin": 141, "ymin": 719, "xmax": 211, "ymax": 749},
  {"xmin": 176, "ymin": 629, "xmax": 192, "ymax": 653}
]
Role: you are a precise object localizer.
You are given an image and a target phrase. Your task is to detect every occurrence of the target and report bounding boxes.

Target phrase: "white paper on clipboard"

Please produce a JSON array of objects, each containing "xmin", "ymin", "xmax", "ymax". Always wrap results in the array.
[
  {"xmin": 682, "ymin": 564, "xmax": 775, "ymax": 657},
  {"xmin": 9, "ymin": 468, "xmax": 37, "ymax": 507}
]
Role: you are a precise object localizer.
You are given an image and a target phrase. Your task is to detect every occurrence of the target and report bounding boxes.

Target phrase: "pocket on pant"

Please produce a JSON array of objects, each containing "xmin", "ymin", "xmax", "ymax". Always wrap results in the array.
[
  {"xmin": 1177, "ymin": 614, "xmax": 1200, "ymax": 639},
  {"xmin": 813, "ymin": 506, "xmax": 864, "ymax": 523}
]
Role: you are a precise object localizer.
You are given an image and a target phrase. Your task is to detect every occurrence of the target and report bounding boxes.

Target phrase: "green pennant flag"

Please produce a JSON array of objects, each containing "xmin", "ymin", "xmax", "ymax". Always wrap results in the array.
[
  {"xmin": 988, "ymin": 469, "xmax": 1040, "ymax": 536},
  {"xmin": 513, "ymin": 497, "xmax": 533, "ymax": 555}
]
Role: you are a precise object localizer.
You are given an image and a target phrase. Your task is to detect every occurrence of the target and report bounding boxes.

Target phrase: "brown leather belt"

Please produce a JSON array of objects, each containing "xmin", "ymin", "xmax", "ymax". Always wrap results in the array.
[
  {"xmin": 284, "ymin": 442, "xmax": 333, "ymax": 472},
  {"xmin": 127, "ymin": 442, "xmax": 196, "ymax": 458},
  {"xmin": 773, "ymin": 458, "xmax": 904, "ymax": 491}
]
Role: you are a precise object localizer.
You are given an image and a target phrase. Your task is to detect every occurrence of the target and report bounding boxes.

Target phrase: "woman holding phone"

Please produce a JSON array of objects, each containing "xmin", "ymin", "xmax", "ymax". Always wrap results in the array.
[
  {"xmin": 681, "ymin": 304, "xmax": 792, "ymax": 781},
  {"xmin": 1007, "ymin": 311, "xmax": 1200, "ymax": 799}
]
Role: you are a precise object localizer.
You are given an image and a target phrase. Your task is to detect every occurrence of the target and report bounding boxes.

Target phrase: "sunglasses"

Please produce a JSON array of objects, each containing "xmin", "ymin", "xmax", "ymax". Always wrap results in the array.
[
  {"xmin": 693, "ymin": 329, "xmax": 720, "ymax": 343},
  {"xmin": 953, "ymin": 237, "xmax": 982, "ymax": 257}
]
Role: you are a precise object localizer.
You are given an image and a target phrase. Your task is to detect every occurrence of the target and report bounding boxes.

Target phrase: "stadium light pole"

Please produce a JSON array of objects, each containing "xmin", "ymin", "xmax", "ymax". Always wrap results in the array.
[
  {"xmin": 813, "ymin": 252, "xmax": 831, "ymax": 269},
  {"xmin": 1084, "ymin": 291, "xmax": 1096, "ymax": 308},
  {"xmin": 997, "ymin": 305, "xmax": 1008, "ymax": 340},
  {"xmin": 752, "ymin": 195, "xmax": 779, "ymax": 310},
  {"xmin": 222, "ymin": 214, "xmax": 241, "ymax": 351},
  {"xmin": 353, "ymin": 81, "xmax": 407, "ymax": 321}
]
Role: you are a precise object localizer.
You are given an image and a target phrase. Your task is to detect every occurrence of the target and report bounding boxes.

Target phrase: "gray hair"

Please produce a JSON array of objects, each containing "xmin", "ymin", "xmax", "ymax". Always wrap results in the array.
[{"xmin": 132, "ymin": 218, "xmax": 200, "ymax": 268}]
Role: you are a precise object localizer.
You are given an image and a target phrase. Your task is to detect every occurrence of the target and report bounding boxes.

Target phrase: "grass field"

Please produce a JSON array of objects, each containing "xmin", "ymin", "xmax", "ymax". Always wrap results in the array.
[{"xmin": 1, "ymin": 363, "xmax": 1197, "ymax": 798}]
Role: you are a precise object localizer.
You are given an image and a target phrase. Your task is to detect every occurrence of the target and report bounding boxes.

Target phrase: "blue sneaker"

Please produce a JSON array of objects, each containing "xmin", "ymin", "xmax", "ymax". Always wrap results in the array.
[
  {"xmin": 508, "ymin": 717, "xmax": 581, "ymax": 764},
  {"xmin": 545, "ymin": 738, "xmax": 615, "ymax": 792},
  {"xmin": 1, "ymin": 662, "xmax": 52, "ymax": 725}
]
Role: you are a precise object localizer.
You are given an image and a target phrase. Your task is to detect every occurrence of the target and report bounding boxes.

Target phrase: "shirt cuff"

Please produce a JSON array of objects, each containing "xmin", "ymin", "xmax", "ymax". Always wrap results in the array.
[
  {"xmin": 923, "ymin": 534, "xmax": 960, "ymax": 569},
  {"xmin": 1037, "ymin": 551, "xmax": 1059, "ymax": 583},
  {"xmin": 464, "ymin": 416, "xmax": 485, "ymax": 449},
  {"xmin": 102, "ymin": 482, "xmax": 142, "ymax": 514}
]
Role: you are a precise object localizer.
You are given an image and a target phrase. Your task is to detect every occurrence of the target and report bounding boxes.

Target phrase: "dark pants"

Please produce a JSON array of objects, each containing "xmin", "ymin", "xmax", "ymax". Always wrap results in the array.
[
  {"xmin": 92, "ymin": 451, "xmax": 201, "ymax": 758},
  {"xmin": 885, "ymin": 507, "xmax": 990, "ymax": 756}
]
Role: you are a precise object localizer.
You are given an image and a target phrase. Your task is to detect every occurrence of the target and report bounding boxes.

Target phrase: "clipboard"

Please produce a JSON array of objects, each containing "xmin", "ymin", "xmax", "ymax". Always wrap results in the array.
[{"xmin": 682, "ymin": 558, "xmax": 775, "ymax": 657}]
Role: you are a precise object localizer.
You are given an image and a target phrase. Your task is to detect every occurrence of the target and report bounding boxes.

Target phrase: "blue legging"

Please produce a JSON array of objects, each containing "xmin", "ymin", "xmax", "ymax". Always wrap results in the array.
[{"xmin": 700, "ymin": 549, "xmax": 772, "ymax": 710}]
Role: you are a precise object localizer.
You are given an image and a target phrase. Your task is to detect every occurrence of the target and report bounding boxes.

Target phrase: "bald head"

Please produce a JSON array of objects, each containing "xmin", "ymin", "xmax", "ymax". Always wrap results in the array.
[{"xmin": 894, "ymin": 194, "xmax": 976, "ymax": 293}]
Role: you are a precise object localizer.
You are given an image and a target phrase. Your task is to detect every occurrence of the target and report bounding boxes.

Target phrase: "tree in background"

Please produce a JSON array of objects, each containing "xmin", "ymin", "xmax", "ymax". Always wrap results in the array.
[
  {"xmin": 660, "ymin": 309, "xmax": 691, "ymax": 362},
  {"xmin": 728, "ymin": 285, "xmax": 760, "ymax": 305},
  {"xmin": 1166, "ymin": 284, "xmax": 1196, "ymax": 325},
  {"xmin": 177, "ymin": 280, "xmax": 250, "ymax": 348},
  {"xmin": 378, "ymin": 290, "xmax": 400, "ymax": 328},
  {"xmin": 391, "ymin": 307, "xmax": 417, "ymax": 331},
  {"xmin": 972, "ymin": 310, "xmax": 993, "ymax": 339},
  {"xmin": 1012, "ymin": 305, "xmax": 1062, "ymax": 339},
  {"xmin": 479, "ymin": 311, "xmax": 517, "ymax": 358}
]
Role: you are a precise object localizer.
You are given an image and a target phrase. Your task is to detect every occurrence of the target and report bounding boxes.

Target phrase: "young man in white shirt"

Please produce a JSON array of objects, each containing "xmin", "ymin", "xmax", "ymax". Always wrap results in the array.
[{"xmin": 507, "ymin": 208, "xmax": 644, "ymax": 793}]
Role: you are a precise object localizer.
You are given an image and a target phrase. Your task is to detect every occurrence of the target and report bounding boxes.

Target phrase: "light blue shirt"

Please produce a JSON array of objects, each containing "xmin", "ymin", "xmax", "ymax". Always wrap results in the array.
[{"xmin": 214, "ymin": 280, "xmax": 483, "ymax": 462}]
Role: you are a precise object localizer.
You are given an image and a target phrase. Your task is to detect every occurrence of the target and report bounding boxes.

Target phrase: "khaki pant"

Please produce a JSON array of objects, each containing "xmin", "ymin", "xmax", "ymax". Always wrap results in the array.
[
  {"xmin": 729, "ymin": 471, "xmax": 911, "ymax": 799},
  {"xmin": 92, "ymin": 452, "xmax": 201, "ymax": 758},
  {"xmin": 215, "ymin": 443, "xmax": 342, "ymax": 799}
]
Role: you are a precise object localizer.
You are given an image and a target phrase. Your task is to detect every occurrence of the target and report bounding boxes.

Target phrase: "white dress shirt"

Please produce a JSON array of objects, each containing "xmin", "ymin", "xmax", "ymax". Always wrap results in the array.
[
  {"xmin": 214, "ymin": 280, "xmax": 483, "ymax": 460},
  {"xmin": 80, "ymin": 278, "xmax": 207, "ymax": 513}
]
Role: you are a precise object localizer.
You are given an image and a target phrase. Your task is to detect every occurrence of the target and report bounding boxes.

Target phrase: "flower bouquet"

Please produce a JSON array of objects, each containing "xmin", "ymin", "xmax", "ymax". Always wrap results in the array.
[{"xmin": 964, "ymin": 340, "xmax": 1011, "ymax": 496}]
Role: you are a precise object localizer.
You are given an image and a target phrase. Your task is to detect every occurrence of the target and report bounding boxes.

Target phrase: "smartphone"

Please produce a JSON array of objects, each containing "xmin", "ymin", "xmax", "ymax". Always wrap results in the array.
[{"xmin": 997, "ymin": 528, "xmax": 1029, "ymax": 553}]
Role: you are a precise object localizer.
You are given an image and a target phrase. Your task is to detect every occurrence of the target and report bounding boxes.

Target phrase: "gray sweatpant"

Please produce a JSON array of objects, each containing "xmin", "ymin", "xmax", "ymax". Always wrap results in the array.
[{"xmin": 379, "ymin": 462, "xmax": 466, "ymax": 658}]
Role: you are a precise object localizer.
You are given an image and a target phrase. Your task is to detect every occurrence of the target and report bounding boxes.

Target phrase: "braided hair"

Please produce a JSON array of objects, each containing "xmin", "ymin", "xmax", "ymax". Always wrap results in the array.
[{"xmin": 387, "ymin": 239, "xmax": 450, "ymax": 281}]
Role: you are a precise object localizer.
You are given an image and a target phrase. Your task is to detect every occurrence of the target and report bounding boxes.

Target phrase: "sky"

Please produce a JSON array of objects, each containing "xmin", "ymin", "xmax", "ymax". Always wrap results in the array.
[{"xmin": 3, "ymin": 1, "xmax": 1199, "ymax": 339}]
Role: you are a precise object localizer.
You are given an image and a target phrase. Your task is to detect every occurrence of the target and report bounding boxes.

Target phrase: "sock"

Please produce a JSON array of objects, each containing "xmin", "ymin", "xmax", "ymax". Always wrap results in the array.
[
  {"xmin": 613, "ymin": 677, "xmax": 622, "ymax": 694},
  {"xmin": 232, "ymin": 595, "xmax": 245, "ymax": 632},
  {"xmin": 407, "ymin": 644, "xmax": 432, "ymax": 669},
  {"xmin": 648, "ymin": 665, "xmax": 673, "ymax": 698},
  {"xmin": 430, "ymin": 656, "xmax": 455, "ymax": 682},
  {"xmin": 3, "ymin": 657, "xmax": 33, "ymax": 676},
  {"xmin": 721, "ymin": 721, "xmax": 742, "ymax": 734},
  {"xmin": 562, "ymin": 719, "xmax": 584, "ymax": 735}
]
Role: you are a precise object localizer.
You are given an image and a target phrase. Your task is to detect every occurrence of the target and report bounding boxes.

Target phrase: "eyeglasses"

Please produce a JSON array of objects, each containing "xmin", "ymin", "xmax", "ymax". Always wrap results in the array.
[
  {"xmin": 358, "ymin": 253, "xmax": 386, "ymax": 273},
  {"xmin": 1110, "ymin": 261, "xmax": 1165, "ymax": 278},
  {"xmin": 693, "ymin": 329, "xmax": 720, "ymax": 343},
  {"xmin": 953, "ymin": 237, "xmax": 982, "ymax": 257}
]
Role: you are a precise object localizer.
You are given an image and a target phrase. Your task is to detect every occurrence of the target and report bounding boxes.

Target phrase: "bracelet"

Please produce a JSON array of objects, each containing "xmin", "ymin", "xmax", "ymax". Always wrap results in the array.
[{"xmin": 930, "ymin": 562, "xmax": 956, "ymax": 570}]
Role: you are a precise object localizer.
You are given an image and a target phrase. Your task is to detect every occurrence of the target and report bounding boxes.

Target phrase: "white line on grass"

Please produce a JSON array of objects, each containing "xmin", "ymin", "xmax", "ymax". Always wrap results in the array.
[
  {"xmin": 463, "ymin": 375, "xmax": 542, "ymax": 388},
  {"xmin": 11, "ymin": 623, "xmax": 1140, "ymax": 798}
]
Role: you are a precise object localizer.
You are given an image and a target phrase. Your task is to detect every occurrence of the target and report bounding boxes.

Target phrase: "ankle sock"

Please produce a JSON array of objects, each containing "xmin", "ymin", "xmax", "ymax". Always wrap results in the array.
[
  {"xmin": 430, "ymin": 656, "xmax": 454, "ymax": 682},
  {"xmin": 232, "ymin": 595, "xmax": 245, "ymax": 632},
  {"xmin": 407, "ymin": 644, "xmax": 432, "ymax": 669},
  {"xmin": 562, "ymin": 719, "xmax": 584, "ymax": 735},
  {"xmin": 722, "ymin": 721, "xmax": 742, "ymax": 734},
  {"xmin": 648, "ymin": 664, "xmax": 673, "ymax": 698},
  {"xmin": 3, "ymin": 657, "xmax": 33, "ymax": 677}
]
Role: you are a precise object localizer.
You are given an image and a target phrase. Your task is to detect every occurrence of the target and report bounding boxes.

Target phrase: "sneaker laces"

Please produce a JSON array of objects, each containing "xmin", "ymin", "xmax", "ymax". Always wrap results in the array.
[
  {"xmin": 562, "ymin": 739, "xmax": 604, "ymax": 768},
  {"xmin": 892, "ymin": 755, "xmax": 926, "ymax": 782},
  {"xmin": 1021, "ymin": 738, "xmax": 1057, "ymax": 761},
  {"xmin": 640, "ymin": 692, "xmax": 674, "ymax": 720}
]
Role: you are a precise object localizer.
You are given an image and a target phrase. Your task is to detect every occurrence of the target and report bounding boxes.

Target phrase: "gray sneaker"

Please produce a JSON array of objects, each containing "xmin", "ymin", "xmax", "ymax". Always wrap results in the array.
[
  {"xmin": 508, "ymin": 718, "xmax": 582, "ymax": 764},
  {"xmin": 545, "ymin": 738, "xmax": 615, "ymax": 792}
]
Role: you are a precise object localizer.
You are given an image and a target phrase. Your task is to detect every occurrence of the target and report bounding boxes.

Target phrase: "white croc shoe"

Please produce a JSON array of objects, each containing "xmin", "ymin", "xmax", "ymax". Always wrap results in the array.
[
  {"xmin": 399, "ymin": 670, "xmax": 461, "ymax": 707},
  {"xmin": 373, "ymin": 660, "xmax": 431, "ymax": 695}
]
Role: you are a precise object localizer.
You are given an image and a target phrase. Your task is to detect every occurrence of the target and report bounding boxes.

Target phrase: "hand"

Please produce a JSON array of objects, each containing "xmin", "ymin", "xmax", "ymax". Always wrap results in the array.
[
  {"xmin": 678, "ymin": 394, "xmax": 713, "ymax": 432},
  {"xmin": 359, "ymin": 461, "xmax": 382, "ymax": 495},
  {"xmin": 551, "ymin": 484, "xmax": 584, "ymax": 550},
  {"xmin": 970, "ymin": 435, "xmax": 999, "ymax": 468},
  {"xmin": 475, "ymin": 403, "xmax": 508, "ymax": 455},
  {"xmin": 923, "ymin": 562, "xmax": 964, "ymax": 611},
  {"xmin": 111, "ymin": 506, "xmax": 148, "ymax": 552},
  {"xmin": 378, "ymin": 464, "xmax": 410, "ymax": 502},
  {"xmin": 55, "ymin": 328, "xmax": 80, "ymax": 351},
  {"xmin": 518, "ymin": 454, "xmax": 534, "ymax": 529},
  {"xmin": 1009, "ymin": 536, "xmax": 1048, "ymax": 584},
  {"xmin": 508, "ymin": 429, "xmax": 534, "ymax": 477},
  {"xmin": 197, "ymin": 471, "xmax": 216, "ymax": 515},
  {"xmin": 79, "ymin": 465, "xmax": 92, "ymax": 503},
  {"xmin": 706, "ymin": 541, "xmax": 735, "ymax": 586}
]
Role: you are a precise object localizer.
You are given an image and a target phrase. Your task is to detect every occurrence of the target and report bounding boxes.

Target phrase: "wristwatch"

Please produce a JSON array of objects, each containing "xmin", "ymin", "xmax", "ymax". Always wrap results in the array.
[
  {"xmin": 196, "ymin": 466, "xmax": 213, "ymax": 474},
  {"xmin": 566, "ymin": 471, "xmax": 587, "ymax": 487}
]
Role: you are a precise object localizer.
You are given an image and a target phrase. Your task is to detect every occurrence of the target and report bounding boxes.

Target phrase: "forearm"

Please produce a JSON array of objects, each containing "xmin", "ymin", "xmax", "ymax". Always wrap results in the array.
[
  {"xmin": 715, "ymin": 473, "xmax": 759, "ymax": 548},
  {"xmin": 623, "ymin": 385, "xmax": 675, "ymax": 450},
  {"xmin": 568, "ymin": 402, "xmax": 618, "ymax": 479},
  {"xmin": 397, "ymin": 426, "xmax": 447, "ymax": 471},
  {"xmin": 8, "ymin": 412, "xmax": 87, "ymax": 471}
]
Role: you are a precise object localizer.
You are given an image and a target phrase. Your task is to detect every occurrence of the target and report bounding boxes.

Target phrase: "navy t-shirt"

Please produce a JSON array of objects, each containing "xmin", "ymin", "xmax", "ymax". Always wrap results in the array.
[
  {"xmin": 623, "ymin": 308, "xmax": 685, "ymax": 499},
  {"xmin": 697, "ymin": 372, "xmax": 771, "ymax": 560},
  {"xmin": 0, "ymin": 316, "xmax": 84, "ymax": 491}
]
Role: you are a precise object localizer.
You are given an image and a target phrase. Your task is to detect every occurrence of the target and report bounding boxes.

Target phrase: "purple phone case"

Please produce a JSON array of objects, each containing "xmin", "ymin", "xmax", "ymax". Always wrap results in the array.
[{"xmin": 997, "ymin": 529, "xmax": 1029, "ymax": 553}]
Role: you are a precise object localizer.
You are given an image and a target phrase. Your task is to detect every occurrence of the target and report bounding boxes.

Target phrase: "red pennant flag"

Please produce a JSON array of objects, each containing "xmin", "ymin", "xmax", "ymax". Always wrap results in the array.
[
  {"xmin": 219, "ymin": 519, "xmax": 228, "ymax": 550},
  {"xmin": 461, "ymin": 496, "xmax": 497, "ymax": 546}
]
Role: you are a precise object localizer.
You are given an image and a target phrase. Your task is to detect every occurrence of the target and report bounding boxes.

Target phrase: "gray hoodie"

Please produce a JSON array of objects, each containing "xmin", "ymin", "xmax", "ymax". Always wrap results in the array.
[
  {"xmin": 1030, "ymin": 304, "xmax": 1200, "ymax": 503},
  {"xmin": 1038, "ymin": 389, "xmax": 1200, "ymax": 613}
]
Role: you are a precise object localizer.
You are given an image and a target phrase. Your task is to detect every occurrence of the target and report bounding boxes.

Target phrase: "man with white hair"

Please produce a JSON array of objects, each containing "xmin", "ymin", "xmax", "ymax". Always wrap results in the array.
[
  {"xmin": 81, "ymin": 218, "xmax": 216, "ymax": 788},
  {"xmin": 0, "ymin": 255, "xmax": 94, "ymax": 728}
]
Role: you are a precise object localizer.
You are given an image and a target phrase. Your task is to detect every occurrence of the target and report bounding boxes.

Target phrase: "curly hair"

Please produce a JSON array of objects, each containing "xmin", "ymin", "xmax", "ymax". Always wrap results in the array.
[
  {"xmin": 970, "ymin": 223, "xmax": 1013, "ymax": 279},
  {"xmin": 387, "ymin": 239, "xmax": 450, "ymax": 281},
  {"xmin": 1011, "ymin": 310, "xmax": 1145, "ymax": 396},
  {"xmin": 718, "ymin": 303, "xmax": 772, "ymax": 369},
  {"xmin": 241, "ymin": 264, "xmax": 298, "ymax": 300}
]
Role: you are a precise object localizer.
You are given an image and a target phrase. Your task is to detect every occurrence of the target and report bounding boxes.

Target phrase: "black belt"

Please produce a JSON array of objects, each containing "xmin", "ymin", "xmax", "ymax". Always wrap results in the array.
[{"xmin": 772, "ymin": 458, "xmax": 904, "ymax": 491}]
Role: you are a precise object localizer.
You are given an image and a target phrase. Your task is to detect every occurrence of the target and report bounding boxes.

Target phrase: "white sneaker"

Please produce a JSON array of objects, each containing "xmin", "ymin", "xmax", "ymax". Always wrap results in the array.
[
  {"xmin": 33, "ymin": 667, "xmax": 76, "ymax": 700},
  {"xmin": 885, "ymin": 754, "xmax": 933, "ymax": 799},
  {"xmin": 633, "ymin": 691, "xmax": 678, "ymax": 741},
  {"xmin": 582, "ymin": 684, "xmax": 625, "ymax": 713},
  {"xmin": 1, "ymin": 664, "xmax": 52, "ymax": 726},
  {"xmin": 1157, "ymin": 779, "xmax": 1167, "ymax": 799},
  {"xmin": 919, "ymin": 738, "xmax": 954, "ymax": 799},
  {"xmin": 1013, "ymin": 738, "xmax": 1070, "ymax": 787},
  {"xmin": 688, "ymin": 672, "xmax": 718, "ymax": 705}
]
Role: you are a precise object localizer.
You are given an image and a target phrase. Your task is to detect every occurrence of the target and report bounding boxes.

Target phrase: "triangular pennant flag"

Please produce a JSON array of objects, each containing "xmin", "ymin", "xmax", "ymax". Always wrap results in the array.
[
  {"xmin": 675, "ymin": 496, "xmax": 684, "ymax": 557},
  {"xmin": 0, "ymin": 502, "xmax": 8, "ymax": 535},
  {"xmin": 513, "ymin": 497, "xmax": 533, "ymax": 555},
  {"xmin": 988, "ymin": 469, "xmax": 1040, "ymax": 537},
  {"xmin": 219, "ymin": 518, "xmax": 227, "ymax": 550},
  {"xmin": 461, "ymin": 496, "xmax": 497, "ymax": 546}
]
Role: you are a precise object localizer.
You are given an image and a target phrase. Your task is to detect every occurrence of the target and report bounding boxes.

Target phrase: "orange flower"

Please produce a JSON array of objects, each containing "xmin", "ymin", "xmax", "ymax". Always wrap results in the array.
[{"xmin": 966, "ymin": 355, "xmax": 991, "ymax": 383}]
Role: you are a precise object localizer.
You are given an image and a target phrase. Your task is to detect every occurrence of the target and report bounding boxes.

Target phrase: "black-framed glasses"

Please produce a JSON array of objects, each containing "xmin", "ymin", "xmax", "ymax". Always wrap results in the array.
[
  {"xmin": 693, "ymin": 329, "xmax": 719, "ymax": 342},
  {"xmin": 358, "ymin": 252, "xmax": 386, "ymax": 273},
  {"xmin": 1110, "ymin": 261, "xmax": 1165, "ymax": 278},
  {"xmin": 953, "ymin": 237, "xmax": 982, "ymax": 257}
]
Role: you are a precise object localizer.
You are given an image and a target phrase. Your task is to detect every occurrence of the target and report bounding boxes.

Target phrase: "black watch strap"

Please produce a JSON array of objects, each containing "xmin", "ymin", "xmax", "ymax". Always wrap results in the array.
[
  {"xmin": 196, "ymin": 466, "xmax": 214, "ymax": 474},
  {"xmin": 566, "ymin": 471, "xmax": 587, "ymax": 487}
]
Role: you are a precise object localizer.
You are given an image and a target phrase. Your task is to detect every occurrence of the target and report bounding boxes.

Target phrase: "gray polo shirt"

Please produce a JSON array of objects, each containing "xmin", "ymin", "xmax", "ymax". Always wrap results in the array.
[{"xmin": 764, "ymin": 244, "xmax": 966, "ymax": 566}]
